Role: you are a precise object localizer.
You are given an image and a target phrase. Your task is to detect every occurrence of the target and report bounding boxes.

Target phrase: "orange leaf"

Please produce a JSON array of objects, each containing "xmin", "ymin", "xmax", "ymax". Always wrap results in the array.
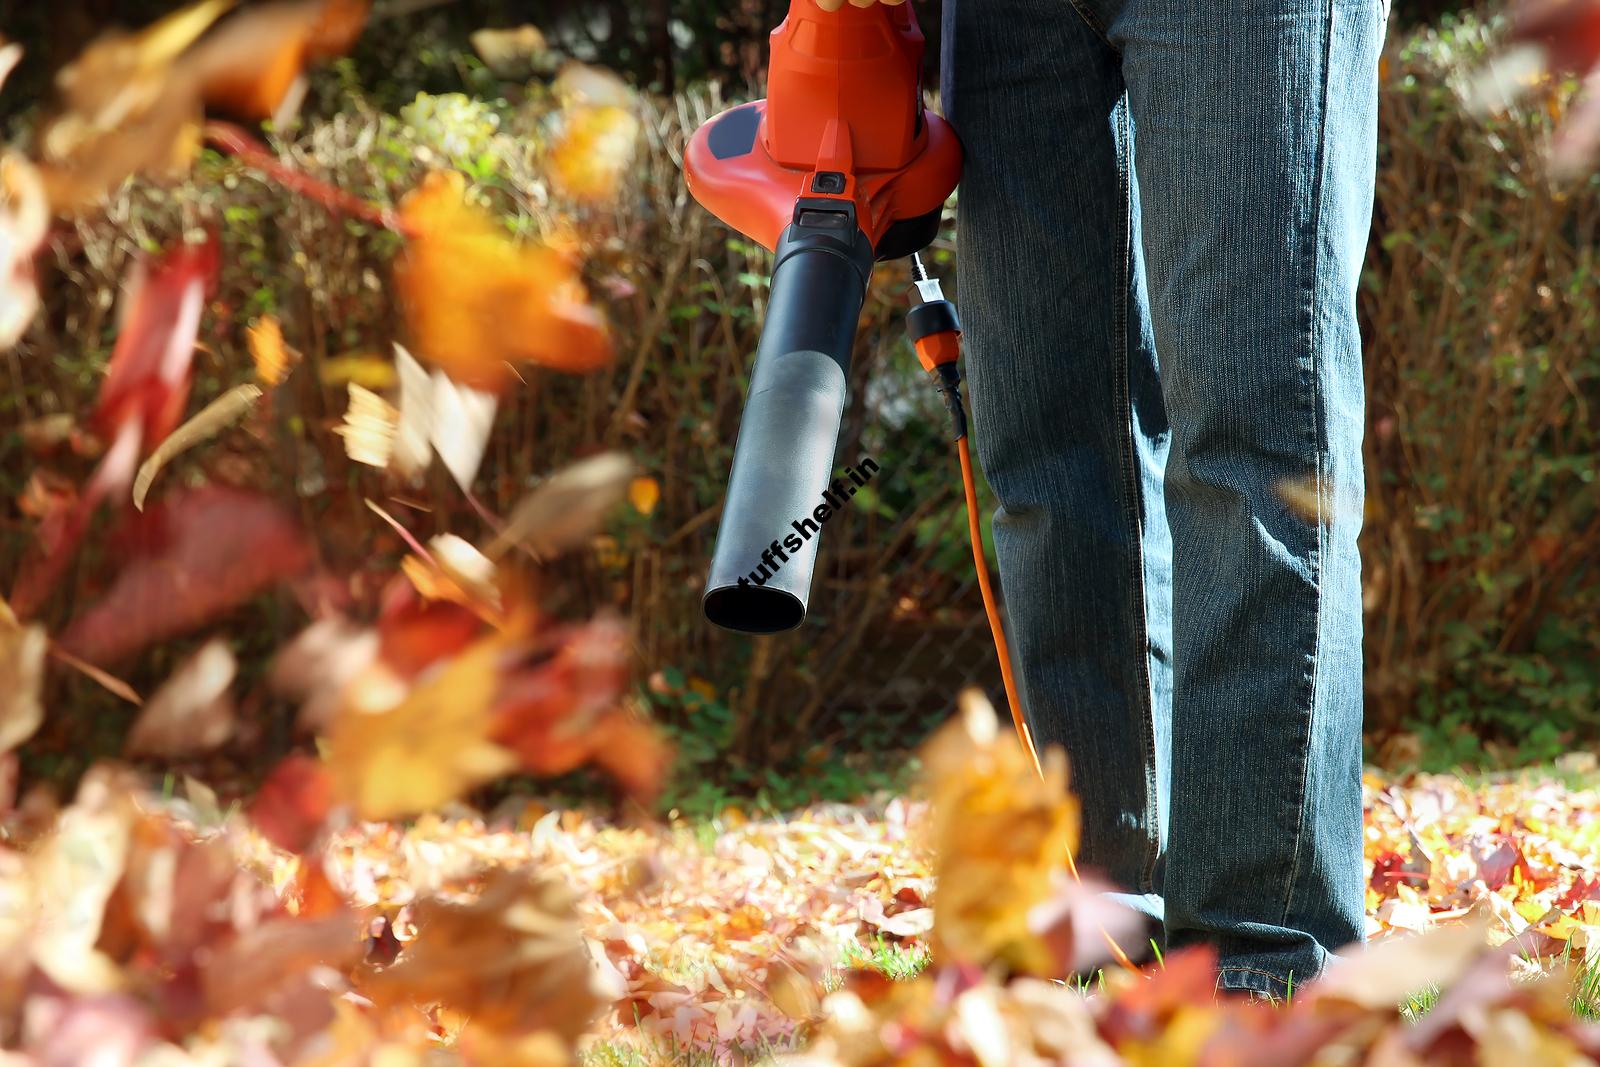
[
  {"xmin": 247, "ymin": 314, "xmax": 298, "ymax": 386},
  {"xmin": 394, "ymin": 171, "xmax": 613, "ymax": 390},
  {"xmin": 326, "ymin": 636, "xmax": 516, "ymax": 820},
  {"xmin": 628, "ymin": 475, "xmax": 660, "ymax": 516}
]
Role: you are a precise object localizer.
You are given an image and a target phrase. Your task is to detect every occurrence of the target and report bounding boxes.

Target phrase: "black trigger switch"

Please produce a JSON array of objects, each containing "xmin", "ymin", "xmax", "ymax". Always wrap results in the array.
[{"xmin": 811, "ymin": 171, "xmax": 847, "ymax": 195}]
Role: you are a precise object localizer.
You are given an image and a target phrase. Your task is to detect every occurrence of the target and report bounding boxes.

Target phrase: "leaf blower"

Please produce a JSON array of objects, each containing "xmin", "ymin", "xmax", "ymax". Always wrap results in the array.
[{"xmin": 685, "ymin": 0, "xmax": 1046, "ymax": 775}]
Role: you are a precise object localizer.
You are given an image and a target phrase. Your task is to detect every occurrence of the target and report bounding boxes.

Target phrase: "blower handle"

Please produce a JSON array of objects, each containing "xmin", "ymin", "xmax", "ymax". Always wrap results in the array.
[{"xmin": 702, "ymin": 203, "xmax": 875, "ymax": 633}]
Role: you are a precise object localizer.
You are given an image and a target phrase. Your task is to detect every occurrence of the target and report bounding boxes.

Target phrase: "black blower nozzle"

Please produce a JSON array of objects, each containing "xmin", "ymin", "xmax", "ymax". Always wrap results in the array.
[{"xmin": 702, "ymin": 206, "xmax": 876, "ymax": 633}]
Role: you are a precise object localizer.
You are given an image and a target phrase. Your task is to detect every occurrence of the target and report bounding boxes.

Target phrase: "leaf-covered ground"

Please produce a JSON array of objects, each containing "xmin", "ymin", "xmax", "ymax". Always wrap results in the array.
[{"xmin": 274, "ymin": 753, "xmax": 1600, "ymax": 1061}]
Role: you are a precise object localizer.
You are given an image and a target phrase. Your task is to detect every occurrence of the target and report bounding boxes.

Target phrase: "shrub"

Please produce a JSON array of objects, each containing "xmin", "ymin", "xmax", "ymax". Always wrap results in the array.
[{"xmin": 1361, "ymin": 13, "xmax": 1600, "ymax": 762}]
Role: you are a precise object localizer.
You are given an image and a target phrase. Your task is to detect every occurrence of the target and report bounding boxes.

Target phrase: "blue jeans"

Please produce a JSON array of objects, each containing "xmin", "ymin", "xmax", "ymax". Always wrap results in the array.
[{"xmin": 942, "ymin": 0, "xmax": 1386, "ymax": 996}]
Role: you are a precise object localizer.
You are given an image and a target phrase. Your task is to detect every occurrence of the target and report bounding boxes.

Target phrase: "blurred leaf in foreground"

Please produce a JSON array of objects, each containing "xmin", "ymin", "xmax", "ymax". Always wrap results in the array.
[
  {"xmin": 394, "ymin": 170, "xmax": 613, "ymax": 391},
  {"xmin": 922, "ymin": 690, "xmax": 1082, "ymax": 977},
  {"xmin": 35, "ymin": 0, "xmax": 369, "ymax": 211},
  {"xmin": 326, "ymin": 636, "xmax": 516, "ymax": 821},
  {"xmin": 124, "ymin": 639, "xmax": 236, "ymax": 758},
  {"xmin": 58, "ymin": 486, "xmax": 311, "ymax": 664},
  {"xmin": 548, "ymin": 63, "xmax": 641, "ymax": 204}
]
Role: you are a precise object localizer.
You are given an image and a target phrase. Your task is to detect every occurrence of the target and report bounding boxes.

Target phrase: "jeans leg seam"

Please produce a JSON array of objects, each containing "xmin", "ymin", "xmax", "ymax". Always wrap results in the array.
[
  {"xmin": 1280, "ymin": 0, "xmax": 1337, "ymax": 931},
  {"xmin": 1111, "ymin": 96, "xmax": 1160, "ymax": 899},
  {"xmin": 1062, "ymin": 0, "xmax": 1118, "ymax": 51}
]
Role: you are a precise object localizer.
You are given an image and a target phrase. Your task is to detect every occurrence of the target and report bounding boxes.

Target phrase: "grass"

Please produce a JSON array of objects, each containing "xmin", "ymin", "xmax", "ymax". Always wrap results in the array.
[{"xmin": 839, "ymin": 935, "xmax": 930, "ymax": 983}]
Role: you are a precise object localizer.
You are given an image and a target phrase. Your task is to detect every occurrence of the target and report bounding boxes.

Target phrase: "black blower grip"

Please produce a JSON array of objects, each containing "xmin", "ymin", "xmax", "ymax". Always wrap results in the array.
[{"xmin": 703, "ymin": 206, "xmax": 876, "ymax": 633}]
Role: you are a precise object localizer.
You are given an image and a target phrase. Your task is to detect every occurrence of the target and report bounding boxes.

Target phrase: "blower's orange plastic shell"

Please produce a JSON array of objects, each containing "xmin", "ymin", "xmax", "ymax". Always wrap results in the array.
[{"xmin": 684, "ymin": 0, "xmax": 962, "ymax": 253}]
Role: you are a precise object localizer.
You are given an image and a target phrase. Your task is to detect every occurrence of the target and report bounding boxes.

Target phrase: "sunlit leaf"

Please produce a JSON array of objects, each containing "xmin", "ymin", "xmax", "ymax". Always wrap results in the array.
[
  {"xmin": 335, "ymin": 382, "xmax": 399, "ymax": 469},
  {"xmin": 124, "ymin": 639, "xmax": 236, "ymax": 758},
  {"xmin": 484, "ymin": 452, "xmax": 635, "ymax": 561},
  {"xmin": 628, "ymin": 475, "xmax": 660, "ymax": 516},
  {"xmin": 131, "ymin": 382, "xmax": 262, "ymax": 510},
  {"xmin": 0, "ymin": 154, "xmax": 47, "ymax": 349},
  {"xmin": 246, "ymin": 315, "xmax": 298, "ymax": 386},
  {"xmin": 470, "ymin": 24, "xmax": 554, "ymax": 80},
  {"xmin": 394, "ymin": 170, "xmax": 613, "ymax": 390},
  {"xmin": 326, "ymin": 637, "xmax": 516, "ymax": 820},
  {"xmin": 0, "ymin": 607, "xmax": 47, "ymax": 754},
  {"xmin": 34, "ymin": 0, "xmax": 234, "ymax": 212},
  {"xmin": 548, "ymin": 73, "xmax": 641, "ymax": 204},
  {"xmin": 364, "ymin": 867, "xmax": 619, "ymax": 1039}
]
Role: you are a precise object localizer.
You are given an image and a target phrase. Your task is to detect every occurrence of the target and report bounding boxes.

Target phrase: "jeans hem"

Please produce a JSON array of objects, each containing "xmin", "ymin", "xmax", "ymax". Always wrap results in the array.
[{"xmin": 1215, "ymin": 965, "xmax": 1296, "ymax": 999}]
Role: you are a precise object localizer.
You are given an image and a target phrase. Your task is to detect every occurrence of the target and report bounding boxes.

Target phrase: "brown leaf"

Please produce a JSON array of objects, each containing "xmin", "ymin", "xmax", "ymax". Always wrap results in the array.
[
  {"xmin": 130, "ymin": 382, "xmax": 263, "ymax": 510},
  {"xmin": 124, "ymin": 638, "xmax": 236, "ymax": 758},
  {"xmin": 365, "ymin": 868, "xmax": 619, "ymax": 1040},
  {"xmin": 483, "ymin": 452, "xmax": 635, "ymax": 562},
  {"xmin": 58, "ymin": 486, "xmax": 312, "ymax": 664},
  {"xmin": 34, "ymin": 0, "xmax": 229, "ymax": 211},
  {"xmin": 201, "ymin": 911, "xmax": 363, "ymax": 1016},
  {"xmin": 1308, "ymin": 921, "xmax": 1489, "ymax": 1013}
]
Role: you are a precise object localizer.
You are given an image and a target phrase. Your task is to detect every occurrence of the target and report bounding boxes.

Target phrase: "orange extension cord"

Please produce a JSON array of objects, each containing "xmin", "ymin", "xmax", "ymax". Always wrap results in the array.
[{"xmin": 955, "ymin": 431, "xmax": 1138, "ymax": 973}]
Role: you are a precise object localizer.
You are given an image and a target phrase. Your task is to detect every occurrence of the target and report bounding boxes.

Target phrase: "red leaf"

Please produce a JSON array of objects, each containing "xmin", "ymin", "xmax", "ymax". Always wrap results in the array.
[
  {"xmin": 58, "ymin": 486, "xmax": 311, "ymax": 664},
  {"xmin": 248, "ymin": 753, "xmax": 334, "ymax": 854},
  {"xmin": 94, "ymin": 234, "xmax": 220, "ymax": 453},
  {"xmin": 1514, "ymin": 0, "xmax": 1600, "ymax": 76}
]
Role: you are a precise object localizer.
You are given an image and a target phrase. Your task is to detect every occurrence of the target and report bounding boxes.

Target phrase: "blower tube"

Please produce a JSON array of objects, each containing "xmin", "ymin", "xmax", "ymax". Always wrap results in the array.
[{"xmin": 702, "ymin": 203, "xmax": 877, "ymax": 633}]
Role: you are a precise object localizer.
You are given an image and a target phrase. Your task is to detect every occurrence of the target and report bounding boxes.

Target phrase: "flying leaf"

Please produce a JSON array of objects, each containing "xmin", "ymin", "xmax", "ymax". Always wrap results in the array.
[
  {"xmin": 325, "ymin": 637, "xmax": 516, "ymax": 820},
  {"xmin": 247, "ymin": 315, "xmax": 298, "ymax": 386},
  {"xmin": 58, "ymin": 486, "xmax": 311, "ymax": 664},
  {"xmin": 547, "ymin": 65, "xmax": 640, "ymax": 204},
  {"xmin": 400, "ymin": 534, "xmax": 502, "ymax": 616},
  {"xmin": 131, "ymin": 382, "xmax": 262, "ymax": 510},
  {"xmin": 921, "ymin": 689, "xmax": 1081, "ymax": 976},
  {"xmin": 0, "ymin": 609, "xmax": 48, "ymax": 754},
  {"xmin": 484, "ymin": 452, "xmax": 635, "ymax": 561},
  {"xmin": 335, "ymin": 382, "xmax": 399, "ymax": 469},
  {"xmin": 394, "ymin": 170, "xmax": 613, "ymax": 390},
  {"xmin": 247, "ymin": 753, "xmax": 335, "ymax": 853},
  {"xmin": 628, "ymin": 476, "xmax": 660, "ymax": 516},
  {"xmin": 124, "ymin": 639, "xmax": 236, "ymax": 758},
  {"xmin": 470, "ymin": 25, "xmax": 555, "ymax": 80},
  {"xmin": 0, "ymin": 154, "xmax": 47, "ymax": 349},
  {"xmin": 187, "ymin": 0, "xmax": 372, "ymax": 122},
  {"xmin": 364, "ymin": 868, "xmax": 619, "ymax": 1039},
  {"xmin": 427, "ymin": 367, "xmax": 497, "ymax": 492},
  {"xmin": 93, "ymin": 234, "xmax": 220, "ymax": 457},
  {"xmin": 490, "ymin": 615, "xmax": 671, "ymax": 803},
  {"xmin": 34, "ymin": 0, "xmax": 232, "ymax": 211}
]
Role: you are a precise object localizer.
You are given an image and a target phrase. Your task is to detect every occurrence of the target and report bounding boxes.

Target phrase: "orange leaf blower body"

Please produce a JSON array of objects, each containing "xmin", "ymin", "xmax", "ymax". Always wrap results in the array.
[{"xmin": 686, "ymin": 0, "xmax": 962, "ymax": 633}]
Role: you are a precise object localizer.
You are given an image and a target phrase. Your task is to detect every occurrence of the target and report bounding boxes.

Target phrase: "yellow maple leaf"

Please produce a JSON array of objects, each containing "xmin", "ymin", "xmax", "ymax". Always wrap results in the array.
[
  {"xmin": 922, "ymin": 690, "xmax": 1080, "ymax": 976},
  {"xmin": 326, "ymin": 638, "xmax": 516, "ymax": 820}
]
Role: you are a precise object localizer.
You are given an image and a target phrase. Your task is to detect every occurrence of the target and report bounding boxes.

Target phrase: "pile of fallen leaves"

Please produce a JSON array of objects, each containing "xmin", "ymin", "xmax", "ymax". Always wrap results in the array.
[{"xmin": 9, "ymin": 688, "xmax": 1600, "ymax": 1065}]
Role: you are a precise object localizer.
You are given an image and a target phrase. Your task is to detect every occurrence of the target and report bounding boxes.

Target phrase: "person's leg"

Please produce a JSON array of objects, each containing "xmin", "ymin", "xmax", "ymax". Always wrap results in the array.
[
  {"xmin": 942, "ymin": 0, "xmax": 1174, "ymax": 911},
  {"xmin": 1108, "ymin": 0, "xmax": 1387, "ymax": 995}
]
